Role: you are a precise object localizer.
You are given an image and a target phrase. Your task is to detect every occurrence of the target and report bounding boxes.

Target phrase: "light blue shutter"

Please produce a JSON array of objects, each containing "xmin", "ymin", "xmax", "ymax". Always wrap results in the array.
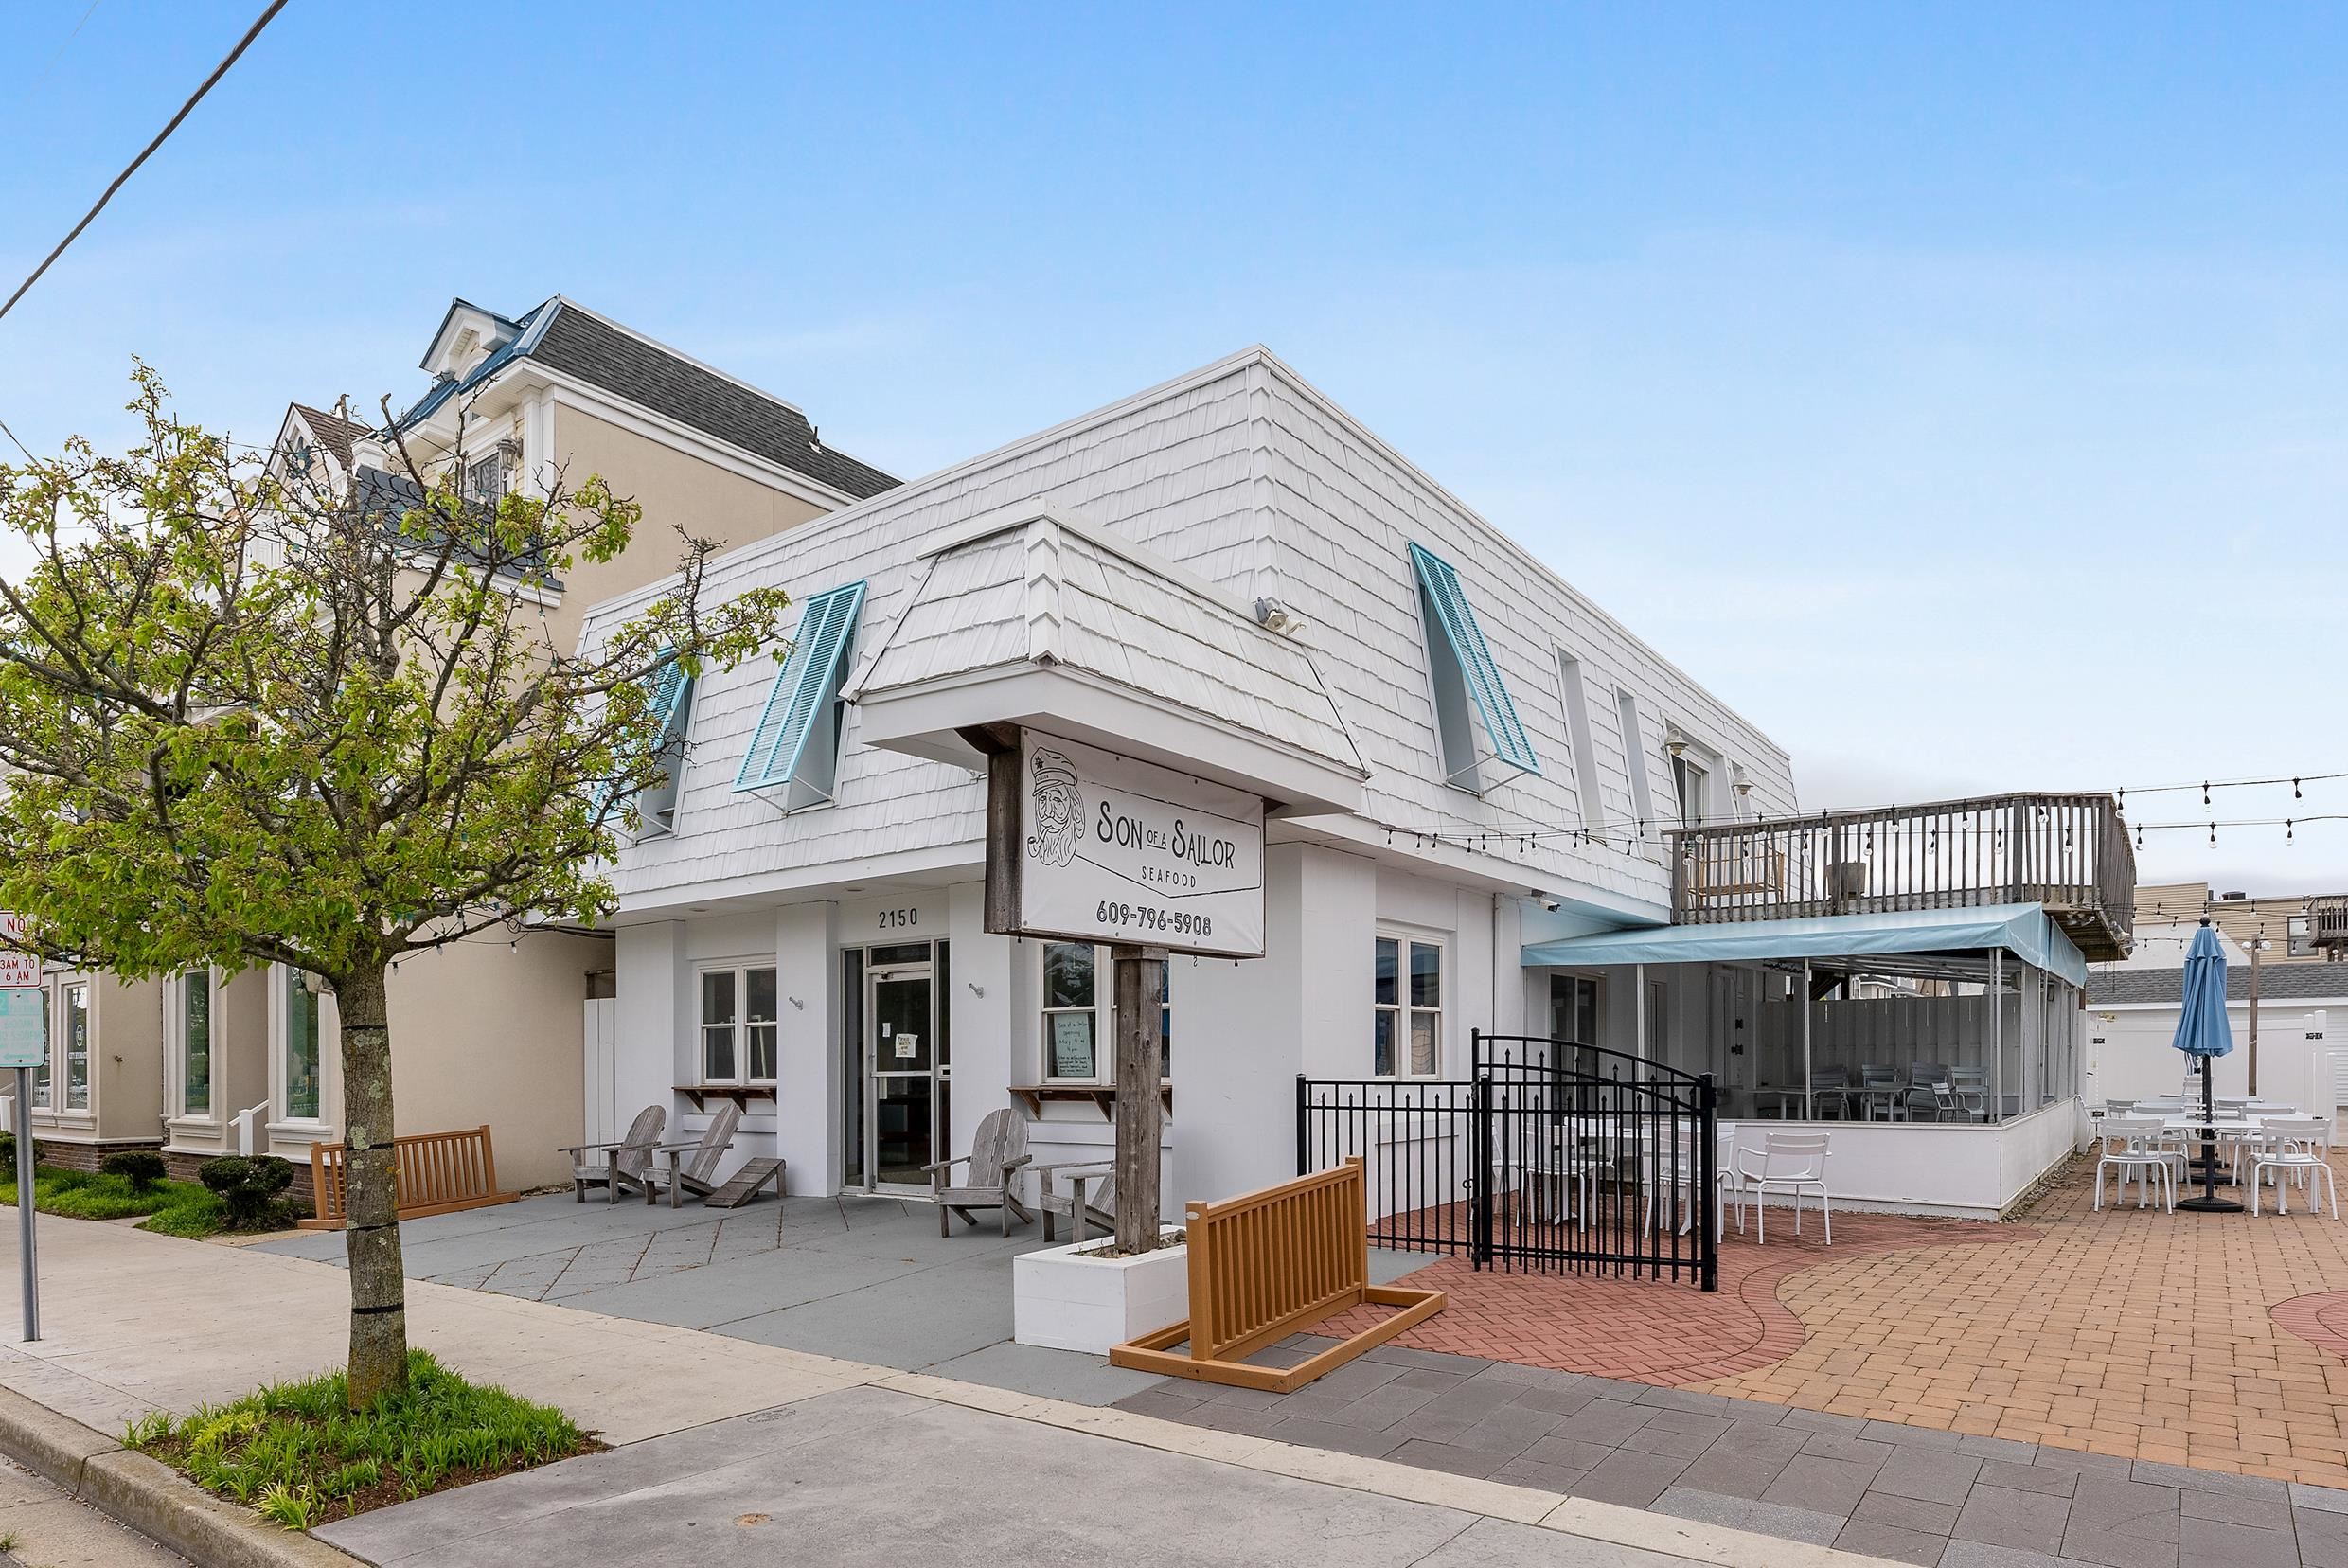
[
  {"xmin": 1408, "ymin": 543, "xmax": 1540, "ymax": 785},
  {"xmin": 733, "ymin": 582, "xmax": 866, "ymax": 807},
  {"xmin": 592, "ymin": 649, "xmax": 691, "ymax": 823}
]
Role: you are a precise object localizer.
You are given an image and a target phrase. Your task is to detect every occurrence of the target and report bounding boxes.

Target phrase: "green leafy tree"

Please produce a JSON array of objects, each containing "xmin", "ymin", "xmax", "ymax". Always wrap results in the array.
[{"xmin": 0, "ymin": 368, "xmax": 786, "ymax": 1404}]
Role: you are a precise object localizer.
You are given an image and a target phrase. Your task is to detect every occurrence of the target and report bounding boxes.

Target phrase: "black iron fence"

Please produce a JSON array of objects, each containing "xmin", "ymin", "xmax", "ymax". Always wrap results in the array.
[{"xmin": 1297, "ymin": 1031, "xmax": 1717, "ymax": 1291}]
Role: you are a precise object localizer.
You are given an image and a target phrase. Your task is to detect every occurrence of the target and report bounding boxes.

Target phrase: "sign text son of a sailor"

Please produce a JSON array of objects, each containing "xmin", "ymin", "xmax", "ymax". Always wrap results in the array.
[{"xmin": 984, "ymin": 730, "xmax": 1265, "ymax": 959}]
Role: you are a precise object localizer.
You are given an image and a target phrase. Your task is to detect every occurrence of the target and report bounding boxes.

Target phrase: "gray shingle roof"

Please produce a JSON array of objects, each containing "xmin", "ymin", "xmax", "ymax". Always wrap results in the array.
[
  {"xmin": 391, "ymin": 298, "xmax": 898, "ymax": 504},
  {"xmin": 525, "ymin": 307, "xmax": 898, "ymax": 501},
  {"xmin": 290, "ymin": 403, "xmax": 367, "ymax": 467},
  {"xmin": 2089, "ymin": 966, "xmax": 2348, "ymax": 1006}
]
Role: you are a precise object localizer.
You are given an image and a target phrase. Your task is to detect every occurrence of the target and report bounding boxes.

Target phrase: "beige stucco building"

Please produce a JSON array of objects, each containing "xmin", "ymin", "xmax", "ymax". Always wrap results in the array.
[{"xmin": 17, "ymin": 296, "xmax": 897, "ymax": 1193}]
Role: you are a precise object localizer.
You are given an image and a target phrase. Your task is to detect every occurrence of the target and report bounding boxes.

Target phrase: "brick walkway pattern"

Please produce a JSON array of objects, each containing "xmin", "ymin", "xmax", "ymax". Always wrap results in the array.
[
  {"xmin": 1321, "ymin": 1208, "xmax": 2034, "ymax": 1384},
  {"xmin": 1698, "ymin": 1159, "xmax": 2348, "ymax": 1488}
]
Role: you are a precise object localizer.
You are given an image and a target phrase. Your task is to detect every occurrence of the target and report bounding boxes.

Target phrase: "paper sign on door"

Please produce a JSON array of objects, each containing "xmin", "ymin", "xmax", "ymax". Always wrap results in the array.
[{"xmin": 893, "ymin": 1034, "xmax": 917, "ymax": 1060}]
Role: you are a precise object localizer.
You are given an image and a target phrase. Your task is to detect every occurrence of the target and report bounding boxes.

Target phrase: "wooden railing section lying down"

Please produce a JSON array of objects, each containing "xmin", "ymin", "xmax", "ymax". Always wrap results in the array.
[
  {"xmin": 1110, "ymin": 1157, "xmax": 1446, "ymax": 1394},
  {"xmin": 301, "ymin": 1124, "xmax": 520, "ymax": 1231}
]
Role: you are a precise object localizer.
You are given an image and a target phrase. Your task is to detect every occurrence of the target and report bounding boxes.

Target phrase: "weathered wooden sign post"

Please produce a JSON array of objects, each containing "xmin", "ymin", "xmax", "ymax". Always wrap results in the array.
[{"xmin": 975, "ymin": 726, "xmax": 1265, "ymax": 1254}]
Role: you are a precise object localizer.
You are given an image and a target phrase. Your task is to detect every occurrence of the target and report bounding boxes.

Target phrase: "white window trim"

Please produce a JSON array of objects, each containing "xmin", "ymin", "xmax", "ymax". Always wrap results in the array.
[
  {"xmin": 1615, "ymin": 688, "xmax": 1658, "ymax": 842},
  {"xmin": 695, "ymin": 960, "xmax": 779, "ymax": 1087},
  {"xmin": 266, "ymin": 962, "xmax": 335, "ymax": 1131},
  {"xmin": 1374, "ymin": 930, "xmax": 1447, "ymax": 1079},
  {"xmin": 1036, "ymin": 942, "xmax": 1172, "ymax": 1087},
  {"xmin": 167, "ymin": 966, "xmax": 222, "ymax": 1126},
  {"xmin": 1555, "ymin": 650, "xmax": 1606, "ymax": 831},
  {"xmin": 55, "ymin": 976, "xmax": 90, "ymax": 1115}
]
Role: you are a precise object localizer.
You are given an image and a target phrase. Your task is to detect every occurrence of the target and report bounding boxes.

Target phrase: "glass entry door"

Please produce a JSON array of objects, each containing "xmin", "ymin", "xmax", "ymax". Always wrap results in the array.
[{"xmin": 865, "ymin": 960, "xmax": 937, "ymax": 1192}]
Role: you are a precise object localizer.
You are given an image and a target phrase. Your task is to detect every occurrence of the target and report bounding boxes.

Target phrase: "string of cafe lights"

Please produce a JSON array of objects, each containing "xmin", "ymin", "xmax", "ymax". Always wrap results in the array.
[{"xmin": 1370, "ymin": 774, "xmax": 2348, "ymax": 863}]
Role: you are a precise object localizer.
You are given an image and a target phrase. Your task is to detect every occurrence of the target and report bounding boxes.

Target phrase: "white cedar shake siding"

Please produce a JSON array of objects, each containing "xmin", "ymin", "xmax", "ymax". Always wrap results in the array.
[
  {"xmin": 578, "ymin": 347, "xmax": 1793, "ymax": 1203},
  {"xmin": 580, "ymin": 348, "xmax": 1793, "ymax": 918}
]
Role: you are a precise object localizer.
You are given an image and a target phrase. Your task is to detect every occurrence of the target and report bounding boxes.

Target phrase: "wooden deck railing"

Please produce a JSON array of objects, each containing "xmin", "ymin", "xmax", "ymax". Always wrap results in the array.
[
  {"xmin": 1111, "ymin": 1157, "xmax": 1445, "ymax": 1394},
  {"xmin": 300, "ymin": 1124, "xmax": 519, "ymax": 1231},
  {"xmin": 2311, "ymin": 895, "xmax": 2348, "ymax": 956},
  {"xmin": 1668, "ymin": 792, "xmax": 2134, "ymax": 962}
]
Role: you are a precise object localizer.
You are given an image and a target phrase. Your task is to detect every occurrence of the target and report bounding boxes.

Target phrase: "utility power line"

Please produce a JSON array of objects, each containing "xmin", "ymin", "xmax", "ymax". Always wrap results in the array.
[{"xmin": 0, "ymin": 0, "xmax": 292, "ymax": 330}]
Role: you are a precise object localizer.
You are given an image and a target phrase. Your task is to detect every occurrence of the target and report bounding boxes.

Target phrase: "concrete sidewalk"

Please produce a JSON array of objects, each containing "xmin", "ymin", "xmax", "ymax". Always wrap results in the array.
[{"xmin": 2, "ymin": 1213, "xmax": 1898, "ymax": 1567}]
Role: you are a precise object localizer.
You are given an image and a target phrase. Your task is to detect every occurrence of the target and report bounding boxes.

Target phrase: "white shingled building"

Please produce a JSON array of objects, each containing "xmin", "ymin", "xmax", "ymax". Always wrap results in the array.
[{"xmin": 577, "ymin": 346, "xmax": 1802, "ymax": 1212}]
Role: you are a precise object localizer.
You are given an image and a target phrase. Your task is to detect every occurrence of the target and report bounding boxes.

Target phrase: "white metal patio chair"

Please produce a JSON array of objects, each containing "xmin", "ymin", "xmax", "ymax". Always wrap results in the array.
[
  {"xmin": 1523, "ymin": 1129, "xmax": 1607, "ymax": 1232},
  {"xmin": 1857, "ymin": 1065, "xmax": 1903, "ymax": 1121},
  {"xmin": 1904, "ymin": 1063, "xmax": 1950, "ymax": 1120},
  {"xmin": 1805, "ymin": 1067, "xmax": 1851, "ymax": 1120},
  {"xmin": 2248, "ymin": 1116, "xmax": 2339, "ymax": 1219},
  {"xmin": 1731, "ymin": 1131, "xmax": 1832, "ymax": 1244},
  {"xmin": 1640, "ymin": 1126, "xmax": 1737, "ymax": 1241},
  {"xmin": 2092, "ymin": 1116, "xmax": 2177, "ymax": 1212},
  {"xmin": 1947, "ymin": 1067, "xmax": 1992, "ymax": 1122}
]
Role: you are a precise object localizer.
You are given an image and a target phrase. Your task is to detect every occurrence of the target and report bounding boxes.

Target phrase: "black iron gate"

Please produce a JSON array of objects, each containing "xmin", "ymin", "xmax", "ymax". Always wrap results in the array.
[{"xmin": 1297, "ymin": 1031, "xmax": 1717, "ymax": 1291}]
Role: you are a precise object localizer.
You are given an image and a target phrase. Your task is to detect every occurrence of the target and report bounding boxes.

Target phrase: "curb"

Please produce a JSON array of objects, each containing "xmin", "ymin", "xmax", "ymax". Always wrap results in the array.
[{"xmin": 0, "ymin": 1385, "xmax": 358, "ymax": 1568}]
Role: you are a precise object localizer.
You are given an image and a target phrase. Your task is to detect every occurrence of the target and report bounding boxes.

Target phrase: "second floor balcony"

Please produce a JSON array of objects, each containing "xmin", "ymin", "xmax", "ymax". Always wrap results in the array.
[
  {"xmin": 2310, "ymin": 894, "xmax": 2348, "ymax": 956},
  {"xmin": 1667, "ymin": 792, "xmax": 2135, "ymax": 962}
]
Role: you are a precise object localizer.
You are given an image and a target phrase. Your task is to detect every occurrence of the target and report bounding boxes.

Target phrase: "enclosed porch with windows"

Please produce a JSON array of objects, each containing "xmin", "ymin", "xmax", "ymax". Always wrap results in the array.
[{"xmin": 1521, "ymin": 902, "xmax": 2095, "ymax": 1218}]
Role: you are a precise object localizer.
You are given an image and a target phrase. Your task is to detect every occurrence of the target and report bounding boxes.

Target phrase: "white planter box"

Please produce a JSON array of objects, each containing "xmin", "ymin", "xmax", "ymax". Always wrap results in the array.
[{"xmin": 1013, "ymin": 1227, "xmax": 1187, "ymax": 1355}]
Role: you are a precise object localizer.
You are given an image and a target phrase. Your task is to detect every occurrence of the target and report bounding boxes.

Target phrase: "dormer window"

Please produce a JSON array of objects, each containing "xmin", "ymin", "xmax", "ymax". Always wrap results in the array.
[
  {"xmin": 420, "ymin": 301, "xmax": 522, "ymax": 382},
  {"xmin": 467, "ymin": 453, "xmax": 507, "ymax": 504}
]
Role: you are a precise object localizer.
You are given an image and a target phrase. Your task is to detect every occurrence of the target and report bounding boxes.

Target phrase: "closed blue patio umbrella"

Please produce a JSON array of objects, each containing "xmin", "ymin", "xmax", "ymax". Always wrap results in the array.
[{"xmin": 2173, "ymin": 919, "xmax": 2240, "ymax": 1213}]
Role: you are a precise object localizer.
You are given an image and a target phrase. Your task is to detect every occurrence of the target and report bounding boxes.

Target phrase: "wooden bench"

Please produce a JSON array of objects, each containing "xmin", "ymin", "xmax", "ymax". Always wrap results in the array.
[
  {"xmin": 1110, "ymin": 1157, "xmax": 1445, "ymax": 1394},
  {"xmin": 300, "ymin": 1124, "xmax": 520, "ymax": 1230}
]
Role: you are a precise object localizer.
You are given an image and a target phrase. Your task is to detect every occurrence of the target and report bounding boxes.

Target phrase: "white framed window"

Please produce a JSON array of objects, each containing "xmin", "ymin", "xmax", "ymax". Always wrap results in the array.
[
  {"xmin": 466, "ymin": 452, "xmax": 507, "ymax": 504},
  {"xmin": 276, "ymin": 965, "xmax": 326, "ymax": 1123},
  {"xmin": 1555, "ymin": 650, "xmax": 1605, "ymax": 830},
  {"xmin": 1039, "ymin": 942, "xmax": 1171, "ymax": 1083},
  {"xmin": 172, "ymin": 969, "xmax": 216, "ymax": 1118},
  {"xmin": 1615, "ymin": 688, "xmax": 1658, "ymax": 840},
  {"xmin": 59, "ymin": 980, "xmax": 89, "ymax": 1112},
  {"xmin": 1374, "ymin": 934, "xmax": 1444, "ymax": 1077},
  {"xmin": 29, "ymin": 987, "xmax": 51, "ymax": 1108},
  {"xmin": 1672, "ymin": 752, "xmax": 1709, "ymax": 829},
  {"xmin": 699, "ymin": 964, "xmax": 777, "ymax": 1084}
]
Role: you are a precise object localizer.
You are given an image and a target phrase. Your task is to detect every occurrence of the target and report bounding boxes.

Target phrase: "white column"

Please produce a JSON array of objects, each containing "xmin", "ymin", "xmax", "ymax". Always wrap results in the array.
[
  {"xmin": 774, "ymin": 901, "xmax": 841, "ymax": 1195},
  {"xmin": 1992, "ymin": 951, "xmax": 2004, "ymax": 1122},
  {"xmin": 1634, "ymin": 963, "xmax": 1646, "ymax": 1061},
  {"xmin": 1801, "ymin": 960, "xmax": 1813, "ymax": 1119}
]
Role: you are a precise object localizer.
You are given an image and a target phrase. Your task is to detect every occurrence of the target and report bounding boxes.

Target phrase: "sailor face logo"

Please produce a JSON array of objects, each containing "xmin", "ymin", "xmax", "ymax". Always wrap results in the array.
[{"xmin": 1025, "ymin": 748, "xmax": 1083, "ymax": 868}]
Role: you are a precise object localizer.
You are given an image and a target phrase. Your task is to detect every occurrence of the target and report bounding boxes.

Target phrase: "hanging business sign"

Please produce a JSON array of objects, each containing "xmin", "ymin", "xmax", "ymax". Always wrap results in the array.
[
  {"xmin": 0, "ymin": 914, "xmax": 40, "ymax": 990},
  {"xmin": 984, "ymin": 729, "xmax": 1265, "ymax": 959}
]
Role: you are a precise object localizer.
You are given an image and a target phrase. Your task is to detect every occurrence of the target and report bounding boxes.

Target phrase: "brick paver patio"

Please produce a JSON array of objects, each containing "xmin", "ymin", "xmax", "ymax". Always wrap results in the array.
[
  {"xmin": 1121, "ymin": 1149, "xmax": 2348, "ymax": 1565},
  {"xmin": 1701, "ymin": 1156, "xmax": 2348, "ymax": 1488}
]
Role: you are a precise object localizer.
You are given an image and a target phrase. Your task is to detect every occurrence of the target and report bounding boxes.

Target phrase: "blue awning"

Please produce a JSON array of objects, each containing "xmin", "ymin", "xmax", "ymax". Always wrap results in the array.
[{"xmin": 1521, "ymin": 902, "xmax": 2088, "ymax": 988}]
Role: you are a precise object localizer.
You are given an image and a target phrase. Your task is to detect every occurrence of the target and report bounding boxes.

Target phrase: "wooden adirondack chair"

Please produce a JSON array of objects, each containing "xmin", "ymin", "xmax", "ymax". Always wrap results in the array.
[
  {"xmin": 650, "ymin": 1100, "xmax": 745, "ymax": 1208},
  {"xmin": 1035, "ymin": 1159, "xmax": 1116, "ymax": 1244},
  {"xmin": 560, "ymin": 1105, "xmax": 665, "ymax": 1203},
  {"xmin": 923, "ymin": 1108, "xmax": 1034, "ymax": 1237}
]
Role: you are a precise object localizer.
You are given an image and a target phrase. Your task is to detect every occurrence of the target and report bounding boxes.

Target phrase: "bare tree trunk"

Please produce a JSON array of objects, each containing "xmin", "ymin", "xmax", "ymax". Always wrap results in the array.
[
  {"xmin": 337, "ymin": 960, "xmax": 409, "ymax": 1407},
  {"xmin": 1112, "ymin": 945, "xmax": 1166, "ymax": 1254}
]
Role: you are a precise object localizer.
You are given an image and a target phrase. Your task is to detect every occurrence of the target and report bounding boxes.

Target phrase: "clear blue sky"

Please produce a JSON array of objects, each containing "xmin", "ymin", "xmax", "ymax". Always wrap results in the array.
[{"xmin": 3, "ymin": 2, "xmax": 2343, "ymax": 892}]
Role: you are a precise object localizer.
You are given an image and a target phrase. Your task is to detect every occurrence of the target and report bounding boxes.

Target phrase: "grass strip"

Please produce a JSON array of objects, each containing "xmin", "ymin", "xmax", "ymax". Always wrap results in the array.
[{"xmin": 129, "ymin": 1350, "xmax": 597, "ymax": 1528}]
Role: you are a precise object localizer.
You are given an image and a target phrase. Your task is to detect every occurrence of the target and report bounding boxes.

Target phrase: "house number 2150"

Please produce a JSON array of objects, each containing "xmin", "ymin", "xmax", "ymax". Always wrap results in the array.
[{"xmin": 877, "ymin": 908, "xmax": 919, "ymax": 930}]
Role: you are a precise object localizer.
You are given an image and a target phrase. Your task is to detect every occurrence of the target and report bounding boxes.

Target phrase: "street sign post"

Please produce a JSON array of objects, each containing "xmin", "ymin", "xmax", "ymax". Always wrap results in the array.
[{"xmin": 0, "ymin": 985, "xmax": 44, "ymax": 1343}]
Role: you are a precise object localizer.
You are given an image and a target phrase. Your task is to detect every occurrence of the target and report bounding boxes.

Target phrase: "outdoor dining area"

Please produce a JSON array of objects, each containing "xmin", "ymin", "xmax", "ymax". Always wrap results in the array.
[{"xmin": 2088, "ymin": 918, "xmax": 2342, "ymax": 1218}]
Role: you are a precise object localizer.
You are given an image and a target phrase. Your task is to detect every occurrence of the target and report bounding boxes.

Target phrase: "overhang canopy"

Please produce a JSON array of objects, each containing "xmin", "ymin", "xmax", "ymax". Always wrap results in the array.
[
  {"xmin": 845, "ymin": 508, "xmax": 1369, "ymax": 813},
  {"xmin": 1521, "ymin": 902, "xmax": 2090, "ymax": 989}
]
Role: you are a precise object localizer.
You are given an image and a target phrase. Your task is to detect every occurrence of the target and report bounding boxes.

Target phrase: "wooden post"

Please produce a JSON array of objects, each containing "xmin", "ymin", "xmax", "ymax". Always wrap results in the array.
[
  {"xmin": 2249, "ymin": 934, "xmax": 2264, "ymax": 1096},
  {"xmin": 969, "ymin": 725, "xmax": 1024, "ymax": 935},
  {"xmin": 1112, "ymin": 943, "xmax": 1167, "ymax": 1254}
]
